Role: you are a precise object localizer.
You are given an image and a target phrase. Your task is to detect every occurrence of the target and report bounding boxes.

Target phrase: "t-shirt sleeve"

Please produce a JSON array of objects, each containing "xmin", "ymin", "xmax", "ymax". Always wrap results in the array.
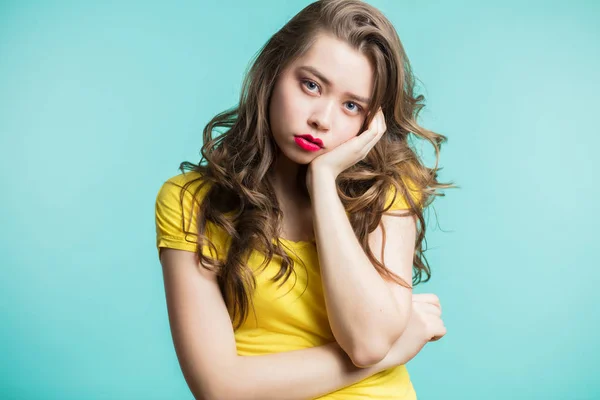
[
  {"xmin": 154, "ymin": 175, "xmax": 203, "ymax": 255},
  {"xmin": 384, "ymin": 178, "xmax": 423, "ymax": 211}
]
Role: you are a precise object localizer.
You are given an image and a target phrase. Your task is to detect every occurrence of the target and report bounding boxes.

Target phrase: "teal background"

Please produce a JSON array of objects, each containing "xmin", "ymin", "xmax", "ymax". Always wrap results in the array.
[{"xmin": 1, "ymin": 0, "xmax": 598, "ymax": 399}]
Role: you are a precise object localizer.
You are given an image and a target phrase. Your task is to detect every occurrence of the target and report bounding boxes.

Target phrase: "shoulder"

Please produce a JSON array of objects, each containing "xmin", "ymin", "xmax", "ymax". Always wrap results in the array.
[
  {"xmin": 155, "ymin": 170, "xmax": 211, "ymax": 255},
  {"xmin": 156, "ymin": 170, "xmax": 210, "ymax": 206},
  {"xmin": 160, "ymin": 170, "xmax": 207, "ymax": 193},
  {"xmin": 384, "ymin": 177, "xmax": 423, "ymax": 211}
]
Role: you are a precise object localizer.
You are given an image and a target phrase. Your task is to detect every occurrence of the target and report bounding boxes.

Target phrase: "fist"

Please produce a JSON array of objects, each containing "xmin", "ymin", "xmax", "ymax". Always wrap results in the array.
[
  {"xmin": 381, "ymin": 293, "xmax": 447, "ymax": 369},
  {"xmin": 411, "ymin": 293, "xmax": 446, "ymax": 342}
]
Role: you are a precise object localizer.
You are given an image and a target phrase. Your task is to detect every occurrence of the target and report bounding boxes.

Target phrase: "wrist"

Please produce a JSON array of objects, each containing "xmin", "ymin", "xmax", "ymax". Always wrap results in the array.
[{"xmin": 306, "ymin": 164, "xmax": 336, "ymax": 194}]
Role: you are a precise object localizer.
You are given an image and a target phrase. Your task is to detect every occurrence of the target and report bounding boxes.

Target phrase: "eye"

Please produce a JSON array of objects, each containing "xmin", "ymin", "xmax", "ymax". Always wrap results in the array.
[
  {"xmin": 345, "ymin": 102, "xmax": 363, "ymax": 113},
  {"xmin": 301, "ymin": 79, "xmax": 320, "ymax": 93}
]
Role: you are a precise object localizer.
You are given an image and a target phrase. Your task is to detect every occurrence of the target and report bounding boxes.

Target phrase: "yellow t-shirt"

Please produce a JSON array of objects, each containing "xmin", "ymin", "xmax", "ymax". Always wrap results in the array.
[{"xmin": 155, "ymin": 170, "xmax": 418, "ymax": 400}]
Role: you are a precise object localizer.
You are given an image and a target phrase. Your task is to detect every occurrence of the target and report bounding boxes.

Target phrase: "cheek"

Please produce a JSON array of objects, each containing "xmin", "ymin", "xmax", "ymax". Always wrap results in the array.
[
  {"xmin": 270, "ymin": 85, "xmax": 294, "ymax": 124},
  {"xmin": 339, "ymin": 119, "xmax": 364, "ymax": 141},
  {"xmin": 324, "ymin": 119, "xmax": 361, "ymax": 149},
  {"xmin": 269, "ymin": 85, "xmax": 288, "ymax": 134},
  {"xmin": 279, "ymin": 83, "xmax": 309, "ymax": 117}
]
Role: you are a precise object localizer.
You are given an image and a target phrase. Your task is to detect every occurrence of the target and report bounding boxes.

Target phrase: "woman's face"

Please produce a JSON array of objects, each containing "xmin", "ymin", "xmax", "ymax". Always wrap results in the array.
[{"xmin": 269, "ymin": 33, "xmax": 375, "ymax": 165}]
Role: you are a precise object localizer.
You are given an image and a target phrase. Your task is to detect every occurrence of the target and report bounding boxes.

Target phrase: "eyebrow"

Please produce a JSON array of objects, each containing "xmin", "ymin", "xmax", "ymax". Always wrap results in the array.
[{"xmin": 297, "ymin": 65, "xmax": 372, "ymax": 105}]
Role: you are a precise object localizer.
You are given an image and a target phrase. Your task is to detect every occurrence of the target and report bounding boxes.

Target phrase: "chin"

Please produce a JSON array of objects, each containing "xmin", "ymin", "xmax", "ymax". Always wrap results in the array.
[
  {"xmin": 283, "ymin": 149, "xmax": 315, "ymax": 165},
  {"xmin": 272, "ymin": 136, "xmax": 316, "ymax": 164}
]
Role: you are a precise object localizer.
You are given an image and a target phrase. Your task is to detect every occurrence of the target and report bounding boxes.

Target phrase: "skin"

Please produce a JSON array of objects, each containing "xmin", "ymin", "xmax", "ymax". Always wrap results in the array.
[
  {"xmin": 268, "ymin": 32, "xmax": 376, "ymax": 209},
  {"xmin": 267, "ymin": 32, "xmax": 445, "ymax": 364},
  {"xmin": 156, "ymin": 32, "xmax": 446, "ymax": 399}
]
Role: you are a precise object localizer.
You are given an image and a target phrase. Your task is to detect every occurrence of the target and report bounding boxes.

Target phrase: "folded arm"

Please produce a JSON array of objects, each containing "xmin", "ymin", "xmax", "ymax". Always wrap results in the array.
[
  {"xmin": 160, "ymin": 248, "xmax": 408, "ymax": 400},
  {"xmin": 309, "ymin": 173, "xmax": 416, "ymax": 367}
]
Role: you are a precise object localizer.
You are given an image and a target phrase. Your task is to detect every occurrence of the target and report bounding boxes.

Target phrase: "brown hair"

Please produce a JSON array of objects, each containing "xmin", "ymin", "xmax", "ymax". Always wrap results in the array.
[{"xmin": 177, "ymin": 0, "xmax": 455, "ymax": 329}]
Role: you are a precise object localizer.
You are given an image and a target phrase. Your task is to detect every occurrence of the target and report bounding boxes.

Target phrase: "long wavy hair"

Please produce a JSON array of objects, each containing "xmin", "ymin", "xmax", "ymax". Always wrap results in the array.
[{"xmin": 177, "ymin": 0, "xmax": 455, "ymax": 329}]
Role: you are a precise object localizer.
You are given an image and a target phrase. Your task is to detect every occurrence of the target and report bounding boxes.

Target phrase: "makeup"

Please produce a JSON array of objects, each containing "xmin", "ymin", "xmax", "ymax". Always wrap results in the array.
[{"xmin": 294, "ymin": 136, "xmax": 322, "ymax": 152}]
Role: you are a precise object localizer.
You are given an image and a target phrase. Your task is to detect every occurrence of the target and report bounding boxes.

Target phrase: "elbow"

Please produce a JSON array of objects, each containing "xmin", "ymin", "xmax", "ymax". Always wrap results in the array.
[
  {"xmin": 347, "ymin": 318, "xmax": 411, "ymax": 369},
  {"xmin": 195, "ymin": 387, "xmax": 238, "ymax": 400},
  {"xmin": 188, "ymin": 382, "xmax": 220, "ymax": 400},
  {"xmin": 347, "ymin": 338, "xmax": 392, "ymax": 368},
  {"xmin": 200, "ymin": 394, "xmax": 233, "ymax": 400},
  {"xmin": 198, "ymin": 381, "xmax": 249, "ymax": 400},
  {"xmin": 350, "ymin": 350, "xmax": 387, "ymax": 369},
  {"xmin": 187, "ymin": 374, "xmax": 241, "ymax": 400}
]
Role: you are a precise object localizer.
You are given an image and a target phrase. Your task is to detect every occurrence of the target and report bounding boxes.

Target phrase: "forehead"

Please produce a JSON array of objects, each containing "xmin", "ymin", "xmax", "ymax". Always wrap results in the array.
[{"xmin": 290, "ymin": 33, "xmax": 374, "ymax": 98}]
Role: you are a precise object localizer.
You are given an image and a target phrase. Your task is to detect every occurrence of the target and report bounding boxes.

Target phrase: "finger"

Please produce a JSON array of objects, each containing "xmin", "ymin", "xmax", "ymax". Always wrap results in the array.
[
  {"xmin": 354, "ymin": 113, "xmax": 376, "ymax": 141},
  {"xmin": 413, "ymin": 294, "xmax": 441, "ymax": 313},
  {"xmin": 364, "ymin": 111, "xmax": 385, "ymax": 147},
  {"xmin": 412, "ymin": 293, "xmax": 440, "ymax": 305},
  {"xmin": 379, "ymin": 109, "xmax": 387, "ymax": 132},
  {"xmin": 359, "ymin": 109, "xmax": 378, "ymax": 136},
  {"xmin": 352, "ymin": 109, "xmax": 384, "ymax": 157},
  {"xmin": 413, "ymin": 293, "xmax": 440, "ymax": 303},
  {"xmin": 414, "ymin": 301, "xmax": 441, "ymax": 317},
  {"xmin": 430, "ymin": 325, "xmax": 447, "ymax": 342},
  {"xmin": 355, "ymin": 115, "xmax": 381, "ymax": 148},
  {"xmin": 413, "ymin": 302, "xmax": 442, "ymax": 315},
  {"xmin": 376, "ymin": 110, "xmax": 386, "ymax": 137},
  {"xmin": 364, "ymin": 107, "xmax": 382, "ymax": 134}
]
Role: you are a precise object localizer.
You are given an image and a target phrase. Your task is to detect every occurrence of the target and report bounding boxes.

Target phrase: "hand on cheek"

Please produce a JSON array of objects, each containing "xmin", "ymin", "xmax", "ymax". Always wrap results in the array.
[{"xmin": 308, "ymin": 107, "xmax": 386, "ymax": 181}]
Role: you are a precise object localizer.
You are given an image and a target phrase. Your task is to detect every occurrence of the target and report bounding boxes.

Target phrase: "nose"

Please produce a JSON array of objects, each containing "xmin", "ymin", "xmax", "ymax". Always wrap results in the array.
[{"xmin": 308, "ymin": 100, "xmax": 334, "ymax": 132}]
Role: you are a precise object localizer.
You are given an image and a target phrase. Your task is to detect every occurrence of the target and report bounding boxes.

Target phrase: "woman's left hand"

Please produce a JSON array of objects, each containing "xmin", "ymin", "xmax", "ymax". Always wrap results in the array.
[{"xmin": 307, "ymin": 108, "xmax": 387, "ymax": 185}]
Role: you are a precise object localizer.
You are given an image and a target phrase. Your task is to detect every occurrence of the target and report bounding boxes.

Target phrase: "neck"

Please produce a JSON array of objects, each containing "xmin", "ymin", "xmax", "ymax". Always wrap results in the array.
[{"xmin": 269, "ymin": 150, "xmax": 310, "ymax": 206}]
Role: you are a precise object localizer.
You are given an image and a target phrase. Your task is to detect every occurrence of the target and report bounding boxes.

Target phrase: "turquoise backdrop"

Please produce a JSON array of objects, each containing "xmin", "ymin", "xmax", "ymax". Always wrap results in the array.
[{"xmin": 1, "ymin": 0, "xmax": 598, "ymax": 399}]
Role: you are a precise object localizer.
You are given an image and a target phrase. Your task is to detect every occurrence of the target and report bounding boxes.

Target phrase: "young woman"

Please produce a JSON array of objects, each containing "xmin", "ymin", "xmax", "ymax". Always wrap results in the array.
[{"xmin": 155, "ymin": 1, "xmax": 453, "ymax": 398}]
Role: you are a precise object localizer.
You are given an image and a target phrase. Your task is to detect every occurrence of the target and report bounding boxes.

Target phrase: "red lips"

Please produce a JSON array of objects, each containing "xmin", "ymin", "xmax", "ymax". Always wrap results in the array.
[{"xmin": 296, "ymin": 134, "xmax": 324, "ymax": 148}]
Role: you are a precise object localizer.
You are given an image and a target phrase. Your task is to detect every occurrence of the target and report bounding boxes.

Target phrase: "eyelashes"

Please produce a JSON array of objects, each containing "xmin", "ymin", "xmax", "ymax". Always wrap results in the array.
[
  {"xmin": 300, "ymin": 79, "xmax": 364, "ymax": 114},
  {"xmin": 302, "ymin": 79, "xmax": 319, "ymax": 92}
]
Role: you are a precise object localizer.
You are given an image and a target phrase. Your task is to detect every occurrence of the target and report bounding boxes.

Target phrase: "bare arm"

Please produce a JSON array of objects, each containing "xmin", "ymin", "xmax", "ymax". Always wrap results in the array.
[
  {"xmin": 160, "ymin": 248, "xmax": 414, "ymax": 400},
  {"xmin": 308, "ymin": 172, "xmax": 415, "ymax": 367}
]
